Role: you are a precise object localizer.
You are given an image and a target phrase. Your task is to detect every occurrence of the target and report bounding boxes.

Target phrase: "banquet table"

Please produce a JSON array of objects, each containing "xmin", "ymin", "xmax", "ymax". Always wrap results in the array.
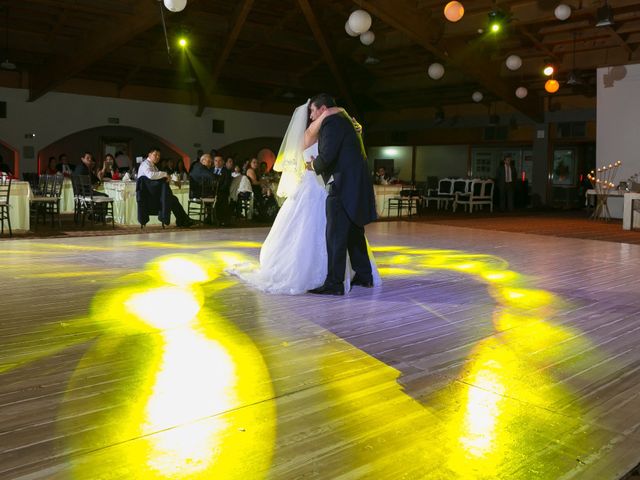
[
  {"xmin": 374, "ymin": 184, "xmax": 403, "ymax": 218},
  {"xmin": 6, "ymin": 180, "xmax": 31, "ymax": 232},
  {"xmin": 585, "ymin": 189, "xmax": 624, "ymax": 220},
  {"xmin": 102, "ymin": 180, "xmax": 190, "ymax": 226},
  {"xmin": 60, "ymin": 178, "xmax": 75, "ymax": 213}
]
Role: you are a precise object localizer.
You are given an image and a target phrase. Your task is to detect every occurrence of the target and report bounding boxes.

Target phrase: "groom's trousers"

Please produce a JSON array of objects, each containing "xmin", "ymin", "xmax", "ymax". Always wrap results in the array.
[{"xmin": 324, "ymin": 194, "xmax": 372, "ymax": 288}]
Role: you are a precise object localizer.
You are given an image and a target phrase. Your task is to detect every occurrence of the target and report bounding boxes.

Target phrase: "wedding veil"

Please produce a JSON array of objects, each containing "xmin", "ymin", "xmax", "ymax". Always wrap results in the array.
[{"xmin": 273, "ymin": 100, "xmax": 309, "ymax": 198}]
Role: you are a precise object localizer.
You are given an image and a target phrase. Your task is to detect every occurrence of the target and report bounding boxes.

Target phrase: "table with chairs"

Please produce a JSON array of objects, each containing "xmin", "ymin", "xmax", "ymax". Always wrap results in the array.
[
  {"xmin": 102, "ymin": 180, "xmax": 189, "ymax": 226},
  {"xmin": 1, "ymin": 178, "xmax": 31, "ymax": 234}
]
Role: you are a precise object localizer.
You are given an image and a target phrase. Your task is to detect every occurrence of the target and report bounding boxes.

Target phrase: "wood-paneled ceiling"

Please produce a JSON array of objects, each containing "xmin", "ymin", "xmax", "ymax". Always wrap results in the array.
[{"xmin": 1, "ymin": 0, "xmax": 639, "ymax": 121}]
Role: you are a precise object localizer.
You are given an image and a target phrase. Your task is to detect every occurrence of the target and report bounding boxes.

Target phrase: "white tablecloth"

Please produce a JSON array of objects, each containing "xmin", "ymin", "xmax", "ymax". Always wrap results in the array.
[
  {"xmin": 374, "ymin": 184, "xmax": 403, "ymax": 217},
  {"xmin": 60, "ymin": 178, "xmax": 75, "ymax": 213},
  {"xmin": 586, "ymin": 189, "xmax": 624, "ymax": 219},
  {"xmin": 102, "ymin": 181, "xmax": 190, "ymax": 226},
  {"xmin": 623, "ymin": 192, "xmax": 640, "ymax": 230},
  {"xmin": 6, "ymin": 181, "xmax": 31, "ymax": 232}
]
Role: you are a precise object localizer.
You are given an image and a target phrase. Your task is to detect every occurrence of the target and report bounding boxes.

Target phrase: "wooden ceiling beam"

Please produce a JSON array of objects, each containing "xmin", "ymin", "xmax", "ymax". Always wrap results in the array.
[
  {"xmin": 356, "ymin": 0, "xmax": 544, "ymax": 122},
  {"xmin": 198, "ymin": 0, "xmax": 254, "ymax": 115},
  {"xmin": 28, "ymin": 0, "xmax": 165, "ymax": 101},
  {"xmin": 297, "ymin": 0, "xmax": 356, "ymax": 112}
]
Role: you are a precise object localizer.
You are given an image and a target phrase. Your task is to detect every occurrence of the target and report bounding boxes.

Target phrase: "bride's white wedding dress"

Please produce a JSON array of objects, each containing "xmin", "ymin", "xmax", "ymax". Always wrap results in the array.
[{"xmin": 228, "ymin": 142, "xmax": 380, "ymax": 295}]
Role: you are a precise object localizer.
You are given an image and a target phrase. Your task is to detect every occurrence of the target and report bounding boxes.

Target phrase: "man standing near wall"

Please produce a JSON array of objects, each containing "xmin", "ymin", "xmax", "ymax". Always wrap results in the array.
[{"xmin": 497, "ymin": 154, "xmax": 517, "ymax": 212}]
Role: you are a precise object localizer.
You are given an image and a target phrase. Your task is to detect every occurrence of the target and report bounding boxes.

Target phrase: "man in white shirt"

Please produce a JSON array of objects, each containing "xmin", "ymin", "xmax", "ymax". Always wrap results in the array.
[{"xmin": 138, "ymin": 147, "xmax": 193, "ymax": 227}]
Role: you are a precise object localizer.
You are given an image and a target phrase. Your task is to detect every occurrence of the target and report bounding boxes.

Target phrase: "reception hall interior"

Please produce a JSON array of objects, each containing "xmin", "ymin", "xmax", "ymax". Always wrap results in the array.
[{"xmin": 2, "ymin": 1, "xmax": 640, "ymax": 479}]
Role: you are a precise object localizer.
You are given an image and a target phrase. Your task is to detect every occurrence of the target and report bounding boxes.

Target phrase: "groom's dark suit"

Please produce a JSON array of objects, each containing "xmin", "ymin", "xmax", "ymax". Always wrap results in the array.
[{"xmin": 313, "ymin": 113, "xmax": 377, "ymax": 290}]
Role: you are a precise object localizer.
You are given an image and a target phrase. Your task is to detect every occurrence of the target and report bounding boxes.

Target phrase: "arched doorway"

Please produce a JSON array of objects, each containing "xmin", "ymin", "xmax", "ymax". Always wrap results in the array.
[
  {"xmin": 37, "ymin": 126, "xmax": 191, "ymax": 173},
  {"xmin": 0, "ymin": 140, "xmax": 20, "ymax": 178}
]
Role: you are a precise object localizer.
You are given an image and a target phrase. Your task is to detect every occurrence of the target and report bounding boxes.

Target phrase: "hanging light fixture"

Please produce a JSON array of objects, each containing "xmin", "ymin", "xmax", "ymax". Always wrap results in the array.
[
  {"xmin": 348, "ymin": 10, "xmax": 372, "ymax": 35},
  {"xmin": 360, "ymin": 30, "xmax": 375, "ymax": 46},
  {"xmin": 345, "ymin": 21, "xmax": 359, "ymax": 37},
  {"xmin": 472, "ymin": 91, "xmax": 484, "ymax": 102},
  {"xmin": 554, "ymin": 4, "xmax": 572, "ymax": 21},
  {"xmin": 543, "ymin": 63, "xmax": 555, "ymax": 76},
  {"xmin": 163, "ymin": 0, "xmax": 187, "ymax": 13},
  {"xmin": 505, "ymin": 54, "xmax": 522, "ymax": 71},
  {"xmin": 566, "ymin": 32, "xmax": 583, "ymax": 86},
  {"xmin": 444, "ymin": 2, "xmax": 465, "ymax": 23},
  {"xmin": 595, "ymin": 1, "xmax": 614, "ymax": 27},
  {"xmin": 515, "ymin": 87, "xmax": 528, "ymax": 99},
  {"xmin": 545, "ymin": 79, "xmax": 560, "ymax": 93},
  {"xmin": 427, "ymin": 62, "xmax": 445, "ymax": 80}
]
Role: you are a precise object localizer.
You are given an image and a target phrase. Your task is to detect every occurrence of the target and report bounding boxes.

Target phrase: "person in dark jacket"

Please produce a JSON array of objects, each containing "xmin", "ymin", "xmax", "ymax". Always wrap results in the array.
[{"xmin": 309, "ymin": 93, "xmax": 377, "ymax": 295}]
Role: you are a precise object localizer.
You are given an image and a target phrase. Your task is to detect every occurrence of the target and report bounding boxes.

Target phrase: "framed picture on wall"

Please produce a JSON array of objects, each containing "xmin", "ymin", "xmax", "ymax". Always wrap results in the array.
[{"xmin": 552, "ymin": 149, "xmax": 576, "ymax": 185}]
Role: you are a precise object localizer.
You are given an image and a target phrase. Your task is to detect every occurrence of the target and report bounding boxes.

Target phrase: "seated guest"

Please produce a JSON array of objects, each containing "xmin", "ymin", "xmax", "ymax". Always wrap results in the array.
[
  {"xmin": 213, "ymin": 154, "xmax": 232, "ymax": 226},
  {"xmin": 246, "ymin": 157, "xmax": 263, "ymax": 205},
  {"xmin": 175, "ymin": 159, "xmax": 188, "ymax": 182},
  {"xmin": 56, "ymin": 153, "xmax": 75, "ymax": 176},
  {"xmin": 74, "ymin": 152, "xmax": 102, "ymax": 186},
  {"xmin": 42, "ymin": 156, "xmax": 58, "ymax": 175},
  {"xmin": 225, "ymin": 157, "xmax": 235, "ymax": 173},
  {"xmin": 189, "ymin": 153, "xmax": 216, "ymax": 196},
  {"xmin": 138, "ymin": 147, "xmax": 193, "ymax": 227},
  {"xmin": 232, "ymin": 165, "xmax": 241, "ymax": 178},
  {"xmin": 189, "ymin": 153, "xmax": 217, "ymax": 223},
  {"xmin": 374, "ymin": 167, "xmax": 390, "ymax": 185},
  {"xmin": 98, "ymin": 154, "xmax": 120, "ymax": 181},
  {"xmin": 114, "ymin": 150, "xmax": 131, "ymax": 173}
]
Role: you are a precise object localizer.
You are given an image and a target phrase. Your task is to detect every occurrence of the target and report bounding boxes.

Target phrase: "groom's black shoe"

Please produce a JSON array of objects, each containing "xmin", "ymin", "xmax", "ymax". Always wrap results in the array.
[
  {"xmin": 309, "ymin": 285, "xmax": 344, "ymax": 296},
  {"xmin": 351, "ymin": 274, "xmax": 374, "ymax": 288}
]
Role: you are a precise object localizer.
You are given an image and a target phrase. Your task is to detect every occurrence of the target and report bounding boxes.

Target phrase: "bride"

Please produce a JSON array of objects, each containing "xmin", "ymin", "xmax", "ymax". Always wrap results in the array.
[{"xmin": 228, "ymin": 100, "xmax": 380, "ymax": 295}]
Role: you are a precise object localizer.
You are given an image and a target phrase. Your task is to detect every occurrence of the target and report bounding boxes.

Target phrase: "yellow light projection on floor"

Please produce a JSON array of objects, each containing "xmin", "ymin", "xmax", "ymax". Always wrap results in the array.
[
  {"xmin": 0, "ymin": 241, "xmax": 604, "ymax": 479},
  {"xmin": 54, "ymin": 253, "xmax": 277, "ymax": 480}
]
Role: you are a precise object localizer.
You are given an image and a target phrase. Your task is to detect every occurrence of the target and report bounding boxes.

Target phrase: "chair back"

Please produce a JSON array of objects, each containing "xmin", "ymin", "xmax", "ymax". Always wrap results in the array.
[
  {"xmin": 452, "ymin": 179, "xmax": 467, "ymax": 193},
  {"xmin": 472, "ymin": 180, "xmax": 483, "ymax": 196},
  {"xmin": 0, "ymin": 175, "xmax": 11, "ymax": 203},
  {"xmin": 75, "ymin": 175, "xmax": 95, "ymax": 199},
  {"xmin": 190, "ymin": 176, "xmax": 218, "ymax": 200},
  {"xmin": 438, "ymin": 179, "xmax": 453, "ymax": 194},
  {"xmin": 41, "ymin": 174, "xmax": 64, "ymax": 197},
  {"xmin": 23, "ymin": 173, "xmax": 40, "ymax": 194},
  {"xmin": 483, "ymin": 180, "xmax": 494, "ymax": 197}
]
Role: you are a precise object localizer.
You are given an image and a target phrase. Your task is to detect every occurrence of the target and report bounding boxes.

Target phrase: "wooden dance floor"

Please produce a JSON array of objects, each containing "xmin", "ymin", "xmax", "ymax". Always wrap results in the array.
[{"xmin": 2, "ymin": 221, "xmax": 640, "ymax": 479}]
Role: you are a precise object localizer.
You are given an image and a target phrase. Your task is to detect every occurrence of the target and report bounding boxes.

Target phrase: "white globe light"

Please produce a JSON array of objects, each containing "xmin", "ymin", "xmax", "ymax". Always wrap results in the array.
[
  {"xmin": 345, "ymin": 21, "xmax": 358, "ymax": 37},
  {"xmin": 472, "ymin": 91, "xmax": 484, "ymax": 102},
  {"xmin": 505, "ymin": 54, "xmax": 522, "ymax": 71},
  {"xmin": 348, "ymin": 10, "xmax": 372, "ymax": 35},
  {"xmin": 554, "ymin": 4, "xmax": 571, "ymax": 21},
  {"xmin": 444, "ymin": 1, "xmax": 465, "ymax": 22},
  {"xmin": 427, "ymin": 62, "xmax": 445, "ymax": 80},
  {"xmin": 360, "ymin": 30, "xmax": 375, "ymax": 46},
  {"xmin": 164, "ymin": 0, "xmax": 187, "ymax": 12},
  {"xmin": 515, "ymin": 86, "xmax": 528, "ymax": 99}
]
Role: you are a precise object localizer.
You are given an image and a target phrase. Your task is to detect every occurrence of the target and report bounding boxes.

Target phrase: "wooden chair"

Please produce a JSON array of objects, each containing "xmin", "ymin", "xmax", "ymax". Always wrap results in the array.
[
  {"xmin": 423, "ymin": 178, "xmax": 455, "ymax": 209},
  {"xmin": 387, "ymin": 188, "xmax": 420, "ymax": 217},
  {"xmin": 453, "ymin": 179, "xmax": 494, "ymax": 213},
  {"xmin": 188, "ymin": 176, "xmax": 217, "ymax": 224},
  {"xmin": 0, "ymin": 175, "xmax": 11, "ymax": 237},
  {"xmin": 74, "ymin": 175, "xmax": 114, "ymax": 228},
  {"xmin": 30, "ymin": 174, "xmax": 64, "ymax": 228}
]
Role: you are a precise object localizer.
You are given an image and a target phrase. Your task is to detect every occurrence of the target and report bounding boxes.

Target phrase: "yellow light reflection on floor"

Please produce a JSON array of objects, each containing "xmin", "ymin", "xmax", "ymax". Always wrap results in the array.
[{"xmin": 53, "ymin": 254, "xmax": 276, "ymax": 480}]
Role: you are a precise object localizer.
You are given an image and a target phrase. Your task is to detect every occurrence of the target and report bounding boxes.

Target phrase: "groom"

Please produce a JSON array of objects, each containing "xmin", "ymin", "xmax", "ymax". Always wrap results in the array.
[{"xmin": 307, "ymin": 93, "xmax": 377, "ymax": 296}]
